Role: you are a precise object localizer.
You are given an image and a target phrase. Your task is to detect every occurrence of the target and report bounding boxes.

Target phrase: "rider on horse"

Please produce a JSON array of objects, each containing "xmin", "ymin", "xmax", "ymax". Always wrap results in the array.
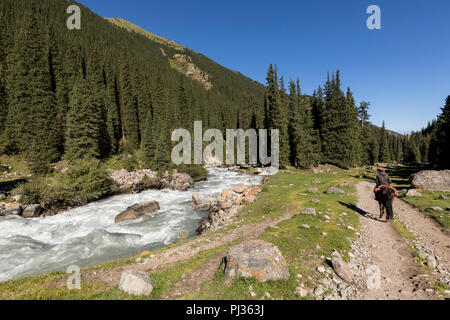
[
  {"xmin": 375, "ymin": 168, "xmax": 391, "ymax": 189},
  {"xmin": 373, "ymin": 168, "xmax": 397, "ymax": 221}
]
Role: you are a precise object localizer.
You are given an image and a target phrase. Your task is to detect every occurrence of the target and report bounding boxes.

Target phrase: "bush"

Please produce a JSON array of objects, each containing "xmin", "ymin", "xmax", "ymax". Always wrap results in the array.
[
  {"xmin": 61, "ymin": 158, "xmax": 111, "ymax": 205},
  {"xmin": 177, "ymin": 164, "xmax": 208, "ymax": 182},
  {"xmin": 15, "ymin": 158, "xmax": 111, "ymax": 208},
  {"xmin": 15, "ymin": 179, "xmax": 48, "ymax": 205}
]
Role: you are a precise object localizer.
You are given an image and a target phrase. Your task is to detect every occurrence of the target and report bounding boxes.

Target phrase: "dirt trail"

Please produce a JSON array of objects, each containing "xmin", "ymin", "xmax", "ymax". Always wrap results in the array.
[{"xmin": 350, "ymin": 181, "xmax": 445, "ymax": 300}]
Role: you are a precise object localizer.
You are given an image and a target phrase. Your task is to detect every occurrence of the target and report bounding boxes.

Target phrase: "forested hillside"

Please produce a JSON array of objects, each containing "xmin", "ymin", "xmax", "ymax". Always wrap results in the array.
[
  {"xmin": 0, "ymin": 0, "xmax": 265, "ymax": 173},
  {"xmin": 0, "ymin": 0, "xmax": 429, "ymax": 174}
]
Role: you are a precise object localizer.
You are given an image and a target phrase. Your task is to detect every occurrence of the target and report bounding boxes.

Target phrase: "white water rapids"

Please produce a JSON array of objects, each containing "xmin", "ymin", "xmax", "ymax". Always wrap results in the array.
[{"xmin": 0, "ymin": 168, "xmax": 263, "ymax": 282}]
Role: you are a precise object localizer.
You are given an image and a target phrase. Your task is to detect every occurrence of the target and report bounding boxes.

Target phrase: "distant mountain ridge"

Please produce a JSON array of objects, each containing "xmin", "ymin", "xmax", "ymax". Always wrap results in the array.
[{"xmin": 105, "ymin": 17, "xmax": 185, "ymax": 51}]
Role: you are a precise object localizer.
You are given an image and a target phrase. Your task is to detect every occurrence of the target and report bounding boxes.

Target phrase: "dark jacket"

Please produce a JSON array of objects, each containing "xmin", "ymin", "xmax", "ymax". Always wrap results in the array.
[{"xmin": 375, "ymin": 171, "xmax": 391, "ymax": 187}]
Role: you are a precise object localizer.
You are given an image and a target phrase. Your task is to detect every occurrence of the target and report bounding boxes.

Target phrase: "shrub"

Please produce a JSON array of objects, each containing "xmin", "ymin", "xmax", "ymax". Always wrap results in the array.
[
  {"xmin": 177, "ymin": 164, "xmax": 208, "ymax": 182},
  {"xmin": 61, "ymin": 158, "xmax": 111, "ymax": 205},
  {"xmin": 15, "ymin": 179, "xmax": 47, "ymax": 205}
]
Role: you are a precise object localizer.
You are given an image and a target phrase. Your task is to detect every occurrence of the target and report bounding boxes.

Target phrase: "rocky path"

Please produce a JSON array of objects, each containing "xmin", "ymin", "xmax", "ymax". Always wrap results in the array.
[{"xmin": 348, "ymin": 181, "xmax": 448, "ymax": 300}]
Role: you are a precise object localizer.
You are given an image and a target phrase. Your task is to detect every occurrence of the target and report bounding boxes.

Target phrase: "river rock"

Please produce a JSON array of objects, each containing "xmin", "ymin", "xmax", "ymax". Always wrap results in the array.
[
  {"xmin": 221, "ymin": 189, "xmax": 233, "ymax": 201},
  {"xmin": 224, "ymin": 240, "xmax": 290, "ymax": 282},
  {"xmin": 22, "ymin": 204, "xmax": 44, "ymax": 218},
  {"xmin": 247, "ymin": 186, "xmax": 262, "ymax": 196},
  {"xmin": 331, "ymin": 255, "xmax": 353, "ymax": 283},
  {"xmin": 406, "ymin": 189, "xmax": 423, "ymax": 197},
  {"xmin": 411, "ymin": 170, "xmax": 450, "ymax": 192},
  {"xmin": 241, "ymin": 194, "xmax": 256, "ymax": 205},
  {"xmin": 115, "ymin": 201, "xmax": 160, "ymax": 224},
  {"xmin": 0, "ymin": 203, "xmax": 23, "ymax": 216},
  {"xmin": 326, "ymin": 187, "xmax": 344, "ymax": 194},
  {"xmin": 119, "ymin": 270, "xmax": 154, "ymax": 296},
  {"xmin": 191, "ymin": 194, "xmax": 217, "ymax": 211},
  {"xmin": 233, "ymin": 185, "xmax": 248, "ymax": 194}
]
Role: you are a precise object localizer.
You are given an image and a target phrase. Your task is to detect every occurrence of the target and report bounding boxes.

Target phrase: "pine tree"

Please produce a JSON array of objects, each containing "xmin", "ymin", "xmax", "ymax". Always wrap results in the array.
[
  {"xmin": 264, "ymin": 65, "xmax": 290, "ymax": 167},
  {"xmin": 0, "ymin": 9, "xmax": 7, "ymax": 138},
  {"xmin": 87, "ymin": 49, "xmax": 110, "ymax": 158},
  {"xmin": 320, "ymin": 71, "xmax": 361, "ymax": 168},
  {"xmin": 4, "ymin": 3, "xmax": 60, "ymax": 167},
  {"xmin": 105, "ymin": 72, "xmax": 121, "ymax": 154},
  {"xmin": 65, "ymin": 76, "xmax": 102, "ymax": 160},
  {"xmin": 378, "ymin": 121, "xmax": 390, "ymax": 163},
  {"xmin": 119, "ymin": 49, "xmax": 140, "ymax": 150},
  {"xmin": 429, "ymin": 96, "xmax": 450, "ymax": 168},
  {"xmin": 288, "ymin": 79, "xmax": 319, "ymax": 168},
  {"xmin": 358, "ymin": 102, "xmax": 371, "ymax": 127}
]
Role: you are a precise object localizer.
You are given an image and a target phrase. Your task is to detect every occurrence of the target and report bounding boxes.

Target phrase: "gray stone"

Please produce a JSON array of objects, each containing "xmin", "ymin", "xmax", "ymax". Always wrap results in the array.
[
  {"xmin": 314, "ymin": 285, "xmax": 325, "ymax": 296},
  {"xmin": 311, "ymin": 198, "xmax": 320, "ymax": 203},
  {"xmin": 299, "ymin": 208, "xmax": 316, "ymax": 216},
  {"xmin": 119, "ymin": 270, "xmax": 154, "ymax": 296},
  {"xmin": 411, "ymin": 170, "xmax": 450, "ymax": 192},
  {"xmin": 115, "ymin": 201, "xmax": 160, "ymax": 224},
  {"xmin": 331, "ymin": 256, "xmax": 353, "ymax": 283},
  {"xmin": 224, "ymin": 240, "xmax": 290, "ymax": 282},
  {"xmin": 301, "ymin": 224, "xmax": 311, "ymax": 229},
  {"xmin": 308, "ymin": 187, "xmax": 320, "ymax": 194},
  {"xmin": 406, "ymin": 189, "xmax": 422, "ymax": 197},
  {"xmin": 438, "ymin": 195, "xmax": 448, "ymax": 200},
  {"xmin": 0, "ymin": 203, "xmax": 22, "ymax": 216},
  {"xmin": 326, "ymin": 187, "xmax": 344, "ymax": 195},
  {"xmin": 22, "ymin": 204, "xmax": 44, "ymax": 218}
]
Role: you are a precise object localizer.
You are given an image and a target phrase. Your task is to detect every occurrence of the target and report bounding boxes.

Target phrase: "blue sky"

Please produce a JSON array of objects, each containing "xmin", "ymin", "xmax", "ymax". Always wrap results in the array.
[{"xmin": 77, "ymin": 0, "xmax": 450, "ymax": 133}]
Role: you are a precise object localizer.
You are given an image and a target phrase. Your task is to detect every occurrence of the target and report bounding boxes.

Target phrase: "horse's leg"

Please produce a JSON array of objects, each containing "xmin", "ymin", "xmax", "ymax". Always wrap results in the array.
[{"xmin": 379, "ymin": 203, "xmax": 384, "ymax": 219}]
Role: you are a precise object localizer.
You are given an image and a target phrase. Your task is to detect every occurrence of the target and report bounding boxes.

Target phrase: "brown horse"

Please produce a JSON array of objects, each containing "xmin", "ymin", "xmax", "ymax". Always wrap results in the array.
[{"xmin": 375, "ymin": 186, "xmax": 395, "ymax": 221}]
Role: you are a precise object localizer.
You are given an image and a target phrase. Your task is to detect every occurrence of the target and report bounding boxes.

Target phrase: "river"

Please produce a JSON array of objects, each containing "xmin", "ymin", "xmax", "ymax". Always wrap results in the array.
[{"xmin": 0, "ymin": 168, "xmax": 263, "ymax": 282}]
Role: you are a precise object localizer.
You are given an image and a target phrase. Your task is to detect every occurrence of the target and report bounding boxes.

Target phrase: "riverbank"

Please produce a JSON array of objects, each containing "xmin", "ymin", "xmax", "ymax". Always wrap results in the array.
[
  {"xmin": 0, "ymin": 167, "xmax": 263, "ymax": 283},
  {"xmin": 0, "ymin": 155, "xmax": 207, "ymax": 217}
]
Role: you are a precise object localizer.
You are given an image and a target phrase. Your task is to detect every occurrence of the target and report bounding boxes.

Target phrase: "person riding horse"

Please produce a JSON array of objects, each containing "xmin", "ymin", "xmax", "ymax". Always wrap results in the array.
[
  {"xmin": 374, "ymin": 168, "xmax": 397, "ymax": 221},
  {"xmin": 375, "ymin": 168, "xmax": 391, "ymax": 189}
]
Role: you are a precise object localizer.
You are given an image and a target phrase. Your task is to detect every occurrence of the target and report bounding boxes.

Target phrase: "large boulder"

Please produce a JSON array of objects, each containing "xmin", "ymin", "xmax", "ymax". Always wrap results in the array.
[
  {"xmin": 22, "ymin": 204, "xmax": 44, "ymax": 218},
  {"xmin": 115, "ymin": 201, "xmax": 160, "ymax": 224},
  {"xmin": 224, "ymin": 240, "xmax": 290, "ymax": 282},
  {"xmin": 411, "ymin": 170, "xmax": 450, "ymax": 192},
  {"xmin": 0, "ymin": 203, "xmax": 23, "ymax": 216},
  {"xmin": 119, "ymin": 270, "xmax": 154, "ymax": 296}
]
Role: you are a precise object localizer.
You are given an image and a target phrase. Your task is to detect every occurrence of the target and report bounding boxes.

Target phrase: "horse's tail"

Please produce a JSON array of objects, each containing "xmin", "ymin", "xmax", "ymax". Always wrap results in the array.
[{"xmin": 385, "ymin": 190, "xmax": 394, "ymax": 220}]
